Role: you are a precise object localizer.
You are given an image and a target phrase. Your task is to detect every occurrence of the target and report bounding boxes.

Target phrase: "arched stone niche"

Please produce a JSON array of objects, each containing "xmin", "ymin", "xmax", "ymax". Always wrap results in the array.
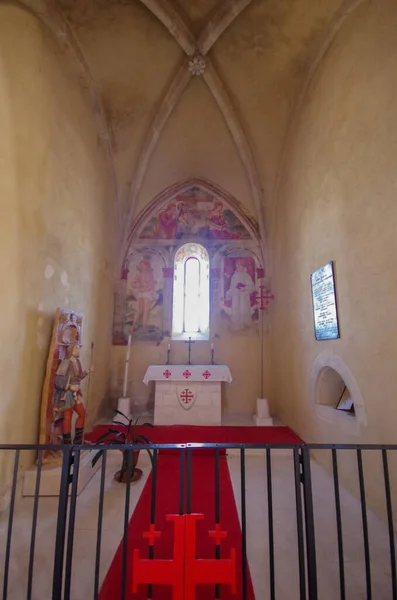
[
  {"xmin": 309, "ymin": 350, "xmax": 367, "ymax": 435},
  {"xmin": 317, "ymin": 367, "xmax": 351, "ymax": 409}
]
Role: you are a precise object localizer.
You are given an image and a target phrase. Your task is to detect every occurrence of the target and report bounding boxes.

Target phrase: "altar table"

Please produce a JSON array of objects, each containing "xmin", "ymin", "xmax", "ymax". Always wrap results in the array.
[{"xmin": 143, "ymin": 365, "xmax": 232, "ymax": 426}]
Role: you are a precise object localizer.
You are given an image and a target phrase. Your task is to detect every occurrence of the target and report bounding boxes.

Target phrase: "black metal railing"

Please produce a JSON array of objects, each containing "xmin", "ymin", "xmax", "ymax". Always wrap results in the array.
[{"xmin": 0, "ymin": 442, "xmax": 396, "ymax": 600}]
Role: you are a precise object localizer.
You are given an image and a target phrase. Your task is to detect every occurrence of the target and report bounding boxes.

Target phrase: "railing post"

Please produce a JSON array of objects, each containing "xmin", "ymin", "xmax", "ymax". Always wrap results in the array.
[
  {"xmin": 64, "ymin": 447, "xmax": 81, "ymax": 600},
  {"xmin": 382, "ymin": 449, "xmax": 397, "ymax": 600},
  {"xmin": 52, "ymin": 446, "xmax": 73, "ymax": 600},
  {"xmin": 3, "ymin": 449, "xmax": 20, "ymax": 600},
  {"xmin": 301, "ymin": 446, "xmax": 318, "ymax": 600},
  {"xmin": 240, "ymin": 447, "xmax": 247, "ymax": 600},
  {"xmin": 357, "ymin": 448, "xmax": 372, "ymax": 600},
  {"xmin": 266, "ymin": 448, "xmax": 275, "ymax": 600},
  {"xmin": 293, "ymin": 447, "xmax": 306, "ymax": 600}
]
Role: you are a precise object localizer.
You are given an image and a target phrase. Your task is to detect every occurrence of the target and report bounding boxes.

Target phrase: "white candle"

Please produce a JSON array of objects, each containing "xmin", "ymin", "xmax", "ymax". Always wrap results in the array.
[
  {"xmin": 168, "ymin": 343, "xmax": 170, "ymax": 350},
  {"xmin": 126, "ymin": 335, "xmax": 132, "ymax": 361},
  {"xmin": 123, "ymin": 334, "xmax": 132, "ymax": 398},
  {"xmin": 211, "ymin": 343, "xmax": 214, "ymax": 350}
]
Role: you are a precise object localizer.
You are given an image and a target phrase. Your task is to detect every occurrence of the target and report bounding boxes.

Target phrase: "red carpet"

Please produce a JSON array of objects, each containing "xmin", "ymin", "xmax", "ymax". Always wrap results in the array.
[
  {"xmin": 99, "ymin": 453, "xmax": 256, "ymax": 600},
  {"xmin": 95, "ymin": 425, "xmax": 303, "ymax": 599}
]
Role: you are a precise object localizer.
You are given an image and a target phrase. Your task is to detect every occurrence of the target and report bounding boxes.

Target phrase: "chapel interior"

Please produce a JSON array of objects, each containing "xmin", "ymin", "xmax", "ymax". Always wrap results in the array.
[{"xmin": 1, "ymin": 0, "xmax": 397, "ymax": 598}]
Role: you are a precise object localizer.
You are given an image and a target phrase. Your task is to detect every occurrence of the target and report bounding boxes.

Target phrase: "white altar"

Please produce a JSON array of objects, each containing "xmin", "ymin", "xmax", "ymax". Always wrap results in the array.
[{"xmin": 143, "ymin": 365, "xmax": 232, "ymax": 425}]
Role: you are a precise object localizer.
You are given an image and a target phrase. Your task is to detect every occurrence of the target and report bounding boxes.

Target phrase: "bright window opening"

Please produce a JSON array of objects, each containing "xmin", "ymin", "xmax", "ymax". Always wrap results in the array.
[{"xmin": 172, "ymin": 243, "xmax": 209, "ymax": 340}]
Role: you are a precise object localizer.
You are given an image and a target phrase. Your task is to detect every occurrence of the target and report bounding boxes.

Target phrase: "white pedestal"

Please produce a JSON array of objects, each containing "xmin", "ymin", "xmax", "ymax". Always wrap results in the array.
[
  {"xmin": 22, "ymin": 449, "xmax": 101, "ymax": 497},
  {"xmin": 253, "ymin": 415, "xmax": 274, "ymax": 426},
  {"xmin": 254, "ymin": 398, "xmax": 274, "ymax": 426},
  {"xmin": 154, "ymin": 381, "xmax": 221, "ymax": 425},
  {"xmin": 114, "ymin": 397, "xmax": 131, "ymax": 424}
]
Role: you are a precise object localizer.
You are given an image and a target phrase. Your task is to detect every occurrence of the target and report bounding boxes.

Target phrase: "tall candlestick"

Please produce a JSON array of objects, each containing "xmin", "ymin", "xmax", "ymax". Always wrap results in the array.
[{"xmin": 122, "ymin": 334, "xmax": 132, "ymax": 398}]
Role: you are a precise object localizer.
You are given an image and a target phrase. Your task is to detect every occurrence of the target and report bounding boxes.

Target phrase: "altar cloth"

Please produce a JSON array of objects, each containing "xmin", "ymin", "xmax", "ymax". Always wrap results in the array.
[{"xmin": 143, "ymin": 365, "xmax": 232, "ymax": 385}]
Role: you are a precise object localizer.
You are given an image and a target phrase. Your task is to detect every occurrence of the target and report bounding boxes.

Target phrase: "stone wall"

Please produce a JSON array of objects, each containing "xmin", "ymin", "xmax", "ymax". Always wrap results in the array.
[
  {"xmin": 0, "ymin": 5, "xmax": 116, "ymax": 505},
  {"xmin": 271, "ymin": 0, "xmax": 397, "ymax": 515}
]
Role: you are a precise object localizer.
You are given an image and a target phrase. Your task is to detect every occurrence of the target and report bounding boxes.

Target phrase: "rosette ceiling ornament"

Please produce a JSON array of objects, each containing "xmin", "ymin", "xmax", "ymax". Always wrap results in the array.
[{"xmin": 123, "ymin": 0, "xmax": 267, "ymax": 259}]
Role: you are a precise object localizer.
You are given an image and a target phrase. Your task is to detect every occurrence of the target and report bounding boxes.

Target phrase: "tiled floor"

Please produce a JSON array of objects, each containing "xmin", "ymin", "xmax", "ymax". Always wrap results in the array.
[
  {"xmin": 0, "ymin": 446, "xmax": 396, "ymax": 599},
  {"xmin": 228, "ymin": 450, "xmax": 396, "ymax": 600}
]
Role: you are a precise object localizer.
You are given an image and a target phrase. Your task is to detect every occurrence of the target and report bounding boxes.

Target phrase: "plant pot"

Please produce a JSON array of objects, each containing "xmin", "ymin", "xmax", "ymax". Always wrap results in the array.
[
  {"xmin": 114, "ymin": 449, "xmax": 141, "ymax": 483},
  {"xmin": 119, "ymin": 449, "xmax": 140, "ymax": 465},
  {"xmin": 114, "ymin": 467, "xmax": 143, "ymax": 483}
]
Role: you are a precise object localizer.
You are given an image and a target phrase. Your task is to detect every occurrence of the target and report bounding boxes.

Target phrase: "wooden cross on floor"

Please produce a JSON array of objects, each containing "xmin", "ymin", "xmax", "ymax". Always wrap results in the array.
[{"xmin": 185, "ymin": 336, "xmax": 195, "ymax": 365}]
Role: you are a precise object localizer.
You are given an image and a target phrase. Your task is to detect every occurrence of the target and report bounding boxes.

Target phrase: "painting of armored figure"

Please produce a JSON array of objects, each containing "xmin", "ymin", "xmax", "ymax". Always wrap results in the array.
[
  {"xmin": 39, "ymin": 309, "xmax": 93, "ymax": 464},
  {"xmin": 220, "ymin": 257, "xmax": 258, "ymax": 331},
  {"xmin": 124, "ymin": 253, "xmax": 164, "ymax": 341}
]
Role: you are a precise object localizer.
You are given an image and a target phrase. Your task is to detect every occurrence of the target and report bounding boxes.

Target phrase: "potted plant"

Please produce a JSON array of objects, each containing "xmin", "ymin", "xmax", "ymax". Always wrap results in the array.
[{"xmin": 91, "ymin": 411, "xmax": 154, "ymax": 482}]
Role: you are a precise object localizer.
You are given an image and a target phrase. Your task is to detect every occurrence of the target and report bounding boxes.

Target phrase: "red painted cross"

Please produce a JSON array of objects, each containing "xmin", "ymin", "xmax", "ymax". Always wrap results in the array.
[
  {"xmin": 163, "ymin": 369, "xmax": 172, "ymax": 379},
  {"xmin": 183, "ymin": 369, "xmax": 191, "ymax": 379},
  {"xmin": 143, "ymin": 523, "xmax": 162, "ymax": 546},
  {"xmin": 202, "ymin": 370, "xmax": 211, "ymax": 379},
  {"xmin": 180, "ymin": 389, "xmax": 194, "ymax": 404},
  {"xmin": 255, "ymin": 285, "xmax": 275, "ymax": 311},
  {"xmin": 133, "ymin": 513, "xmax": 236, "ymax": 600},
  {"xmin": 209, "ymin": 523, "xmax": 228, "ymax": 545}
]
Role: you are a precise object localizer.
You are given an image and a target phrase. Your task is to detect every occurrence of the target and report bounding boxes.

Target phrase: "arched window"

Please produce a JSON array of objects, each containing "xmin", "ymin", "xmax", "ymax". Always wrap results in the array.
[{"xmin": 172, "ymin": 243, "xmax": 210, "ymax": 340}]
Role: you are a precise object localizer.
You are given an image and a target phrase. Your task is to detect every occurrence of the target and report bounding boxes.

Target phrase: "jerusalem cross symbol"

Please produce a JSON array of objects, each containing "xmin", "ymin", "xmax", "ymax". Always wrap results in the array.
[
  {"xmin": 255, "ymin": 285, "xmax": 274, "ymax": 311},
  {"xmin": 179, "ymin": 388, "xmax": 194, "ymax": 409},
  {"xmin": 132, "ymin": 513, "xmax": 237, "ymax": 600}
]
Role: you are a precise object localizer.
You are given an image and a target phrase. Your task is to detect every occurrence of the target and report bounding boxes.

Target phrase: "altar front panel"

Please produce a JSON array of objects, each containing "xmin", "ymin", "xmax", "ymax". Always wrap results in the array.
[{"xmin": 154, "ymin": 381, "xmax": 221, "ymax": 425}]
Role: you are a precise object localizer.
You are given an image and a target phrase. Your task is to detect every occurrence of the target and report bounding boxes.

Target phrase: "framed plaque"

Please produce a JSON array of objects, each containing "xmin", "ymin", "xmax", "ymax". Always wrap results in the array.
[{"xmin": 310, "ymin": 261, "xmax": 340, "ymax": 340}]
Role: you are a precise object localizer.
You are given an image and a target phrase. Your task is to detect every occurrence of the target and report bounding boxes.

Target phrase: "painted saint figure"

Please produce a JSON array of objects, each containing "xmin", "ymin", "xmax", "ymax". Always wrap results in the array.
[
  {"xmin": 150, "ymin": 202, "xmax": 178, "ymax": 239},
  {"xmin": 132, "ymin": 258, "xmax": 157, "ymax": 332},
  {"xmin": 208, "ymin": 201, "xmax": 240, "ymax": 239},
  {"xmin": 54, "ymin": 343, "xmax": 91, "ymax": 444},
  {"xmin": 225, "ymin": 260, "xmax": 255, "ymax": 330}
]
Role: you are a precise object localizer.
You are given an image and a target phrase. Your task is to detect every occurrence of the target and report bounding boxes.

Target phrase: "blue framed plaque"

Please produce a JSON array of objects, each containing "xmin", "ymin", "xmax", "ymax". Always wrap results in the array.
[{"xmin": 310, "ymin": 261, "xmax": 340, "ymax": 340}]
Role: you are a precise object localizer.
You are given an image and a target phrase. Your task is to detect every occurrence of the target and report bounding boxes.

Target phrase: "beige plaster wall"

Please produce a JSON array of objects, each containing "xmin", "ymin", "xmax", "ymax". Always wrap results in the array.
[
  {"xmin": 271, "ymin": 0, "xmax": 397, "ymax": 513},
  {"xmin": 59, "ymin": 0, "xmax": 182, "ymax": 215},
  {"xmin": 0, "ymin": 5, "xmax": 116, "ymax": 501}
]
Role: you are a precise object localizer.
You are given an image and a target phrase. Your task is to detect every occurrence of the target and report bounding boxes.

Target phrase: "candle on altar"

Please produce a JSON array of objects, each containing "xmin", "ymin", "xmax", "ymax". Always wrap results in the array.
[
  {"xmin": 122, "ymin": 334, "xmax": 132, "ymax": 398},
  {"xmin": 168, "ymin": 343, "xmax": 170, "ymax": 350},
  {"xmin": 211, "ymin": 342, "xmax": 214, "ymax": 350}
]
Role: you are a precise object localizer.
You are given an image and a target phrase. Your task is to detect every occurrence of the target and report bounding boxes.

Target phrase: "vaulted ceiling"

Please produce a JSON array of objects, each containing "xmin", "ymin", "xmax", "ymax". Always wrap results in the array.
[{"xmin": 16, "ymin": 0, "xmax": 363, "ymax": 250}]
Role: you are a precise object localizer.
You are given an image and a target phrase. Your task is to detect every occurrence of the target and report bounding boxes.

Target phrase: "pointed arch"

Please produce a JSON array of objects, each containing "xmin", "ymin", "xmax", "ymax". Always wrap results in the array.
[{"xmin": 125, "ymin": 177, "xmax": 261, "ymax": 254}]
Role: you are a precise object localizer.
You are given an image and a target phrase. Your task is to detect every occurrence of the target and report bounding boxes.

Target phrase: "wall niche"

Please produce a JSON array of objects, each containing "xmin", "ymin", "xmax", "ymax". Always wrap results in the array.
[{"xmin": 317, "ymin": 367, "xmax": 354, "ymax": 415}]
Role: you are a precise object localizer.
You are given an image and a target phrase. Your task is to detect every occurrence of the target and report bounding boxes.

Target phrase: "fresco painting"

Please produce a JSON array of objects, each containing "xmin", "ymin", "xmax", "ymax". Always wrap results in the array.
[
  {"xmin": 139, "ymin": 187, "xmax": 251, "ymax": 241},
  {"xmin": 124, "ymin": 253, "xmax": 164, "ymax": 341},
  {"xmin": 220, "ymin": 257, "xmax": 258, "ymax": 331}
]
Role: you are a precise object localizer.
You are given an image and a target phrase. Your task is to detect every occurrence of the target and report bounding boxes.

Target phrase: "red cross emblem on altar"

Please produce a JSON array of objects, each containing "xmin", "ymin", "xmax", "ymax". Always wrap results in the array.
[
  {"xmin": 202, "ymin": 370, "xmax": 211, "ymax": 380},
  {"xmin": 163, "ymin": 369, "xmax": 172, "ymax": 379},
  {"xmin": 133, "ymin": 513, "xmax": 237, "ymax": 600},
  {"xmin": 178, "ymin": 388, "xmax": 195, "ymax": 410},
  {"xmin": 183, "ymin": 369, "xmax": 191, "ymax": 379}
]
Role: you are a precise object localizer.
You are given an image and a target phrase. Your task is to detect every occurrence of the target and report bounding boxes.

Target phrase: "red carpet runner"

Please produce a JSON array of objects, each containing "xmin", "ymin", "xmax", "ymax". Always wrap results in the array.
[
  {"xmin": 99, "ymin": 454, "xmax": 255, "ymax": 600},
  {"xmin": 94, "ymin": 426, "xmax": 303, "ymax": 599}
]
